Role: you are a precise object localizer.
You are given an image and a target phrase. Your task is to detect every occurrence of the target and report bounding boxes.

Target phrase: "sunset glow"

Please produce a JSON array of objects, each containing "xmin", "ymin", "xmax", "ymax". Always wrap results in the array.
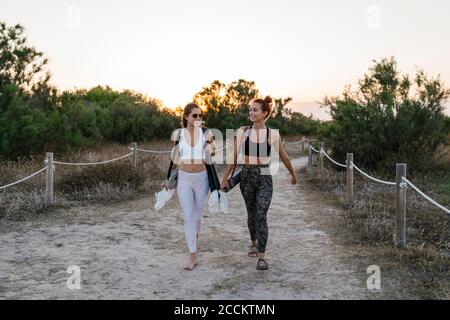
[{"xmin": 2, "ymin": 0, "xmax": 450, "ymax": 119}]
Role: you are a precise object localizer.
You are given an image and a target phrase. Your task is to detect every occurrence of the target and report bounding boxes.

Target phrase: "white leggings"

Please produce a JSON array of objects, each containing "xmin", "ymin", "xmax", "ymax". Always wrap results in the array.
[{"xmin": 177, "ymin": 169, "xmax": 209, "ymax": 253}]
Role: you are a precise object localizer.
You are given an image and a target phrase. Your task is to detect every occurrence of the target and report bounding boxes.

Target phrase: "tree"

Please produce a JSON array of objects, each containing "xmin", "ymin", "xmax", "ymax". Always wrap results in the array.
[
  {"xmin": 224, "ymin": 79, "xmax": 259, "ymax": 112},
  {"xmin": 193, "ymin": 79, "xmax": 322, "ymax": 135},
  {"xmin": 193, "ymin": 80, "xmax": 257, "ymax": 131},
  {"xmin": 321, "ymin": 57, "xmax": 450, "ymax": 171},
  {"xmin": 0, "ymin": 22, "xmax": 50, "ymax": 94}
]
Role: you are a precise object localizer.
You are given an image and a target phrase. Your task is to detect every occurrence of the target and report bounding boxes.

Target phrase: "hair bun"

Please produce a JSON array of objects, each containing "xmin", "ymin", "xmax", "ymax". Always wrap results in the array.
[{"xmin": 264, "ymin": 96, "xmax": 272, "ymax": 104}]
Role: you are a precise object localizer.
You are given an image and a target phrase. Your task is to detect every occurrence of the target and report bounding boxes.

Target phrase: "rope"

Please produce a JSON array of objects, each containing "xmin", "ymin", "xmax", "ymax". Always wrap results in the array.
[
  {"xmin": 284, "ymin": 140, "xmax": 304, "ymax": 144},
  {"xmin": 310, "ymin": 143, "xmax": 394, "ymax": 185},
  {"xmin": 214, "ymin": 144, "xmax": 230, "ymax": 152},
  {"xmin": 310, "ymin": 142, "xmax": 447, "ymax": 214},
  {"xmin": 54, "ymin": 152, "xmax": 133, "ymax": 166},
  {"xmin": 309, "ymin": 145, "xmax": 320, "ymax": 153},
  {"xmin": 350, "ymin": 161, "xmax": 396, "ymax": 186},
  {"xmin": 320, "ymin": 148, "xmax": 347, "ymax": 168},
  {"xmin": 283, "ymin": 139, "xmax": 317, "ymax": 145},
  {"xmin": 401, "ymin": 177, "xmax": 450, "ymax": 214},
  {"xmin": 135, "ymin": 148, "xmax": 172, "ymax": 154},
  {"xmin": 0, "ymin": 167, "xmax": 47, "ymax": 190},
  {"xmin": 135, "ymin": 142, "xmax": 232, "ymax": 154}
]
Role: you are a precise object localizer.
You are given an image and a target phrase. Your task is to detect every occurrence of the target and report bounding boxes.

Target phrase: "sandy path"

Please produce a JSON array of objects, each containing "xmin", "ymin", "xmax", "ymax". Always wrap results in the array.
[{"xmin": 0, "ymin": 157, "xmax": 392, "ymax": 299}]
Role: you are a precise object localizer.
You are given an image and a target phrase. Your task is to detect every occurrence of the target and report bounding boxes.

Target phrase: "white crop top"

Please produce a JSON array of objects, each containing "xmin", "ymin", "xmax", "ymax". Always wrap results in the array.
[{"xmin": 178, "ymin": 127, "xmax": 206, "ymax": 160}]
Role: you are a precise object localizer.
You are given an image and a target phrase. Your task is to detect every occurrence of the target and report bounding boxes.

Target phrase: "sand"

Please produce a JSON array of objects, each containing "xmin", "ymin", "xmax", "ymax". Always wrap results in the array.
[{"xmin": 0, "ymin": 157, "xmax": 402, "ymax": 299}]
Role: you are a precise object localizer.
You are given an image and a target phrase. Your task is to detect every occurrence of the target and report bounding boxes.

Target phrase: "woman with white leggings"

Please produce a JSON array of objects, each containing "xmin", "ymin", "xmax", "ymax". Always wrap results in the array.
[{"xmin": 171, "ymin": 103, "xmax": 215, "ymax": 270}]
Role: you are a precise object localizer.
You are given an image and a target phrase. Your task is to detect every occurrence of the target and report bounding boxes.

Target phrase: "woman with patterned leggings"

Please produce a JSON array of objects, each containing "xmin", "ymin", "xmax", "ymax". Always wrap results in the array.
[{"xmin": 220, "ymin": 96, "xmax": 298, "ymax": 270}]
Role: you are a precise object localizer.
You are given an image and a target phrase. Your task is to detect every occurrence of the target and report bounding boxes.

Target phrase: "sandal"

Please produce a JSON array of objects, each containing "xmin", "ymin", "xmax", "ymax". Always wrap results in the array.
[
  {"xmin": 248, "ymin": 245, "xmax": 258, "ymax": 257},
  {"xmin": 256, "ymin": 258, "xmax": 268, "ymax": 270}
]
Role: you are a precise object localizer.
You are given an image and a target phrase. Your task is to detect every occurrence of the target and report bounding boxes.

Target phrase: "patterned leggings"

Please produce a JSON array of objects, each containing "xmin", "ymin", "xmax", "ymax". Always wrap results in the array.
[{"xmin": 239, "ymin": 164, "xmax": 273, "ymax": 253}]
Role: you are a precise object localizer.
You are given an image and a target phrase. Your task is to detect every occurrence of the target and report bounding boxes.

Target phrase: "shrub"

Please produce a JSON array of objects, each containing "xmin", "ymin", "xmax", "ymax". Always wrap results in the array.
[{"xmin": 320, "ymin": 57, "xmax": 450, "ymax": 172}]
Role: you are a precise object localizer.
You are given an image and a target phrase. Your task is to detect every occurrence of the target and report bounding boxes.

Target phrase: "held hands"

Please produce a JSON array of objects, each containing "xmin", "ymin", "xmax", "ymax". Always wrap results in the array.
[{"xmin": 220, "ymin": 179, "xmax": 228, "ymax": 192}]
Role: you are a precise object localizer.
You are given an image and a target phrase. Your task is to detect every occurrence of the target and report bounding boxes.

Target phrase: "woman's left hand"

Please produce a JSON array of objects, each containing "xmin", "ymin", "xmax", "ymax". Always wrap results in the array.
[{"xmin": 220, "ymin": 179, "xmax": 229, "ymax": 192}]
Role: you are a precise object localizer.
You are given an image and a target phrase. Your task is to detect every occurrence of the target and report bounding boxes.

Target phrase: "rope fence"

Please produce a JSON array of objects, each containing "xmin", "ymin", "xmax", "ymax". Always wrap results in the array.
[
  {"xmin": 0, "ymin": 167, "xmax": 47, "ymax": 191},
  {"xmin": 135, "ymin": 148, "xmax": 172, "ymax": 154},
  {"xmin": 309, "ymin": 145, "xmax": 320, "ymax": 153},
  {"xmin": 283, "ymin": 138, "xmax": 317, "ymax": 144},
  {"xmin": 53, "ymin": 152, "xmax": 133, "ymax": 166},
  {"xmin": 134, "ymin": 142, "xmax": 231, "ymax": 154},
  {"xmin": 283, "ymin": 141, "xmax": 302, "ymax": 144},
  {"xmin": 282, "ymin": 137, "xmax": 317, "ymax": 154},
  {"xmin": 306, "ymin": 142, "xmax": 450, "ymax": 248},
  {"xmin": 322, "ymin": 149, "xmax": 347, "ymax": 168},
  {"xmin": 350, "ymin": 161, "xmax": 396, "ymax": 186},
  {"xmin": 3, "ymin": 137, "xmax": 448, "ymax": 248},
  {"xmin": 0, "ymin": 140, "xmax": 233, "ymax": 199},
  {"xmin": 214, "ymin": 143, "xmax": 231, "ymax": 152},
  {"xmin": 402, "ymin": 177, "xmax": 450, "ymax": 215}
]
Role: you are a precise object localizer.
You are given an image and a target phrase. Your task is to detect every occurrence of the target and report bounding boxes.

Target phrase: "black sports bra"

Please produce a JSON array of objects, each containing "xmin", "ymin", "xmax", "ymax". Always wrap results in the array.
[{"xmin": 243, "ymin": 126, "xmax": 271, "ymax": 157}]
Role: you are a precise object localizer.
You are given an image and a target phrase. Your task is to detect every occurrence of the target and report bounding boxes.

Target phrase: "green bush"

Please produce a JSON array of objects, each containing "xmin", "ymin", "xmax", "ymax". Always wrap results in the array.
[{"xmin": 320, "ymin": 57, "xmax": 450, "ymax": 171}]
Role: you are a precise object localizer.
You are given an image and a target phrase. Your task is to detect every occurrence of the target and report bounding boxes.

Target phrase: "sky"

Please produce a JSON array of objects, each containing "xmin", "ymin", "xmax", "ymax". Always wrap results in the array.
[{"xmin": 2, "ymin": 0, "xmax": 450, "ymax": 120}]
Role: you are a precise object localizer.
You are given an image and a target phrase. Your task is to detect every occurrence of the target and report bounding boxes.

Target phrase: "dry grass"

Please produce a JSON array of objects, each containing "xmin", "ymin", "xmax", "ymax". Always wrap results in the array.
[
  {"xmin": 0, "ymin": 188, "xmax": 49, "ymax": 221},
  {"xmin": 299, "ymin": 152, "xmax": 450, "ymax": 299},
  {"xmin": 0, "ymin": 140, "xmax": 172, "ymax": 219},
  {"xmin": 433, "ymin": 138, "xmax": 450, "ymax": 167}
]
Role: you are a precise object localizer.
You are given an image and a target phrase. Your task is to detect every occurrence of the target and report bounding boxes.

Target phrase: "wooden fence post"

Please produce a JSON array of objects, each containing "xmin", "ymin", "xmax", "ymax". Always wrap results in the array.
[
  {"xmin": 307, "ymin": 145, "xmax": 312, "ymax": 175},
  {"xmin": 301, "ymin": 137, "xmax": 305, "ymax": 153},
  {"xmin": 395, "ymin": 163, "xmax": 407, "ymax": 248},
  {"xmin": 346, "ymin": 153, "xmax": 354, "ymax": 205},
  {"xmin": 132, "ymin": 142, "xmax": 137, "ymax": 169},
  {"xmin": 319, "ymin": 142, "xmax": 324, "ymax": 178},
  {"xmin": 45, "ymin": 152, "xmax": 54, "ymax": 206}
]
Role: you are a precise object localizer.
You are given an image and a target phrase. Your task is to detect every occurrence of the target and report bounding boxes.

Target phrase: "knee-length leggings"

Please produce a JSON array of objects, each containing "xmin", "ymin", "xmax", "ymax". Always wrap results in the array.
[
  {"xmin": 239, "ymin": 164, "xmax": 273, "ymax": 253},
  {"xmin": 176, "ymin": 169, "xmax": 209, "ymax": 253}
]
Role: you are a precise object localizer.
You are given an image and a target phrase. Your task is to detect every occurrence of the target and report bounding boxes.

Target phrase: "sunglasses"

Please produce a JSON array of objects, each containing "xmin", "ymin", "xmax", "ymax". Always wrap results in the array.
[{"xmin": 191, "ymin": 113, "xmax": 203, "ymax": 118}]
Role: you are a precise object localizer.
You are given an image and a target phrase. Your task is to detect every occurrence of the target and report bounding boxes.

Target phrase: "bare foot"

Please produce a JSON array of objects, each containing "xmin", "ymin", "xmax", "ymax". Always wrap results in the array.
[
  {"xmin": 184, "ymin": 253, "xmax": 198, "ymax": 270},
  {"xmin": 184, "ymin": 259, "xmax": 198, "ymax": 270}
]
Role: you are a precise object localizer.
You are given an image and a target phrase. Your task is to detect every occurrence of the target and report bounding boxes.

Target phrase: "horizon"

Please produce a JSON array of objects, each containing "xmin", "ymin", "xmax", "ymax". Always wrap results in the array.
[{"xmin": 2, "ymin": 0, "xmax": 450, "ymax": 120}]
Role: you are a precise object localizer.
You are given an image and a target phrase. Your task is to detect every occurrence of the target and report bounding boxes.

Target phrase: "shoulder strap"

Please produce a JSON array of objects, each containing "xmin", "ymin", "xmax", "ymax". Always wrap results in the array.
[
  {"xmin": 230, "ymin": 126, "xmax": 250, "ymax": 177},
  {"xmin": 167, "ymin": 129, "xmax": 182, "ymax": 179},
  {"xmin": 174, "ymin": 128, "xmax": 182, "ymax": 145},
  {"xmin": 246, "ymin": 125, "xmax": 253, "ymax": 137}
]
